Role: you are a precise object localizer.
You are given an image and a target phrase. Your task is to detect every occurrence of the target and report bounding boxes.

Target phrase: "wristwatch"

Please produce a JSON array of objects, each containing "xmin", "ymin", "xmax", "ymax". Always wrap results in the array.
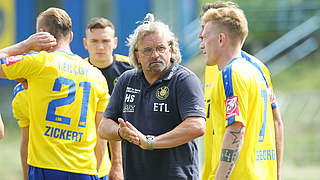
[{"xmin": 146, "ymin": 135, "xmax": 155, "ymax": 150}]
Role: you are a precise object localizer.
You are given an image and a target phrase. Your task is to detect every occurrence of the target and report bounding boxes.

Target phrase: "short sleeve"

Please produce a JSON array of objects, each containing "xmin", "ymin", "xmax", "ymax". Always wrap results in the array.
[
  {"xmin": 1, "ymin": 52, "xmax": 48, "ymax": 80},
  {"xmin": 12, "ymin": 85, "xmax": 30, "ymax": 128},
  {"xmin": 222, "ymin": 66, "xmax": 248, "ymax": 127},
  {"xmin": 176, "ymin": 73, "xmax": 206, "ymax": 121},
  {"xmin": 103, "ymin": 72, "xmax": 126, "ymax": 123}
]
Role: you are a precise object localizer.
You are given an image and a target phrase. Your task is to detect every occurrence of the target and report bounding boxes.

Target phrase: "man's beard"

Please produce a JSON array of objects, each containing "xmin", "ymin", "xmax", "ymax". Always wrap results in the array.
[{"xmin": 147, "ymin": 58, "xmax": 167, "ymax": 72}]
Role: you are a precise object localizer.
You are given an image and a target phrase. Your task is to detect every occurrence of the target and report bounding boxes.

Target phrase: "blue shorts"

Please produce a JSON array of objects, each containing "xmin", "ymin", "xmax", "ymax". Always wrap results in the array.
[
  {"xmin": 28, "ymin": 165, "xmax": 99, "ymax": 180},
  {"xmin": 99, "ymin": 175, "xmax": 109, "ymax": 180}
]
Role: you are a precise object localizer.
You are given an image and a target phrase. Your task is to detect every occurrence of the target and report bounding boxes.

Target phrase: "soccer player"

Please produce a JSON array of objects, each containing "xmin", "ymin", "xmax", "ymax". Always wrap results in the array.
[
  {"xmin": 200, "ymin": 7, "xmax": 278, "ymax": 179},
  {"xmin": 83, "ymin": 17, "xmax": 132, "ymax": 95},
  {"xmin": 98, "ymin": 13, "xmax": 206, "ymax": 180},
  {"xmin": 0, "ymin": 8, "xmax": 109, "ymax": 179},
  {"xmin": 83, "ymin": 17, "xmax": 132, "ymax": 180},
  {"xmin": 0, "ymin": 113, "xmax": 4, "ymax": 139},
  {"xmin": 12, "ymin": 81, "xmax": 29, "ymax": 180},
  {"xmin": 199, "ymin": 2, "xmax": 284, "ymax": 180}
]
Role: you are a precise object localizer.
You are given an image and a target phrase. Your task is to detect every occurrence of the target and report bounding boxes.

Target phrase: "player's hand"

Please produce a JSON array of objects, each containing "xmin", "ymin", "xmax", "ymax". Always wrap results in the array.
[
  {"xmin": 118, "ymin": 118, "xmax": 139, "ymax": 144},
  {"xmin": 124, "ymin": 121, "xmax": 149, "ymax": 150},
  {"xmin": 23, "ymin": 32, "xmax": 57, "ymax": 52},
  {"xmin": 108, "ymin": 162, "xmax": 124, "ymax": 180},
  {"xmin": 15, "ymin": 79, "xmax": 28, "ymax": 89}
]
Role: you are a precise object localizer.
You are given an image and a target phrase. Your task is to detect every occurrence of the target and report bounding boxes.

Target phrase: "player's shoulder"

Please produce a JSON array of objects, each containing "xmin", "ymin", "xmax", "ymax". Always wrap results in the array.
[
  {"xmin": 21, "ymin": 51, "xmax": 50, "ymax": 61},
  {"xmin": 171, "ymin": 63, "xmax": 202, "ymax": 85},
  {"xmin": 241, "ymin": 51, "xmax": 267, "ymax": 69},
  {"xmin": 114, "ymin": 54, "xmax": 130, "ymax": 63},
  {"xmin": 83, "ymin": 61, "xmax": 106, "ymax": 80},
  {"xmin": 52, "ymin": 50, "xmax": 82, "ymax": 59},
  {"xmin": 176, "ymin": 64, "xmax": 197, "ymax": 77},
  {"xmin": 121, "ymin": 68, "xmax": 137, "ymax": 78},
  {"xmin": 83, "ymin": 57, "xmax": 89, "ymax": 62},
  {"xmin": 66, "ymin": 54, "xmax": 106, "ymax": 81},
  {"xmin": 113, "ymin": 54, "xmax": 133, "ymax": 72},
  {"xmin": 224, "ymin": 57, "xmax": 257, "ymax": 79}
]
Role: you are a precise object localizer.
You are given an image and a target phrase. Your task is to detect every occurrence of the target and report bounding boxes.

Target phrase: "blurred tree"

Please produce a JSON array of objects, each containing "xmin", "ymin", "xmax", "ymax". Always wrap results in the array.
[{"xmin": 198, "ymin": 0, "xmax": 320, "ymax": 52}]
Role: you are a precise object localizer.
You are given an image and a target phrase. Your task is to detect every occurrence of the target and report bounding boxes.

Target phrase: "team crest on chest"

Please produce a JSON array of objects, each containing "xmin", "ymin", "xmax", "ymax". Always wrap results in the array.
[{"xmin": 156, "ymin": 86, "xmax": 169, "ymax": 100}]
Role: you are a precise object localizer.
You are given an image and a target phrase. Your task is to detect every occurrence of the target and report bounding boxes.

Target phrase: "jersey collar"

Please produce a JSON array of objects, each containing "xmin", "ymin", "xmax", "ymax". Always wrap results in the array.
[
  {"xmin": 54, "ymin": 50, "xmax": 76, "ymax": 56},
  {"xmin": 219, "ymin": 57, "xmax": 242, "ymax": 71}
]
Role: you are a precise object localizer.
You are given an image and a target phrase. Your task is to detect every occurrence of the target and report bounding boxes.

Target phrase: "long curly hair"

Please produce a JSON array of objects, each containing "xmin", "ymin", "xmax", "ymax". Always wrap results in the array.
[{"xmin": 127, "ymin": 13, "xmax": 182, "ymax": 71}]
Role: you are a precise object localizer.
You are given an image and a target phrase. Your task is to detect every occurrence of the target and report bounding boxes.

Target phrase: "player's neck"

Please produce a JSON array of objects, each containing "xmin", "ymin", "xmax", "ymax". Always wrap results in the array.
[
  {"xmin": 90, "ymin": 55, "xmax": 113, "ymax": 69},
  {"xmin": 49, "ymin": 42, "xmax": 72, "ymax": 54},
  {"xmin": 218, "ymin": 48, "xmax": 241, "ymax": 70}
]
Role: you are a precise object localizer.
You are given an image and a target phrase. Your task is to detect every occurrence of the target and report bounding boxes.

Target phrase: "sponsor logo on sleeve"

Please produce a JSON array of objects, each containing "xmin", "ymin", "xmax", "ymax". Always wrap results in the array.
[
  {"xmin": 267, "ymin": 86, "xmax": 276, "ymax": 105},
  {"xmin": 195, "ymin": 104, "xmax": 206, "ymax": 113},
  {"xmin": 225, "ymin": 96, "xmax": 239, "ymax": 119},
  {"xmin": 5, "ymin": 55, "xmax": 23, "ymax": 66}
]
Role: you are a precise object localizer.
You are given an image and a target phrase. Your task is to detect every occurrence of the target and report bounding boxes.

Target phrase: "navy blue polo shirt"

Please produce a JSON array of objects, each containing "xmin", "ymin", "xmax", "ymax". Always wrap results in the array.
[{"xmin": 103, "ymin": 62, "xmax": 205, "ymax": 180}]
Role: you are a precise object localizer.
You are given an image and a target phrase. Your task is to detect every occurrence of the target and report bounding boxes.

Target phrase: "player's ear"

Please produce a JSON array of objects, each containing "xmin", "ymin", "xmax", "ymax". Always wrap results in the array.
[
  {"xmin": 135, "ymin": 50, "xmax": 140, "ymax": 63},
  {"xmin": 83, "ymin": 38, "xmax": 88, "ymax": 50},
  {"xmin": 113, "ymin": 37, "xmax": 118, "ymax": 49},
  {"xmin": 69, "ymin": 32, "xmax": 73, "ymax": 43},
  {"xmin": 219, "ymin": 33, "xmax": 227, "ymax": 47}
]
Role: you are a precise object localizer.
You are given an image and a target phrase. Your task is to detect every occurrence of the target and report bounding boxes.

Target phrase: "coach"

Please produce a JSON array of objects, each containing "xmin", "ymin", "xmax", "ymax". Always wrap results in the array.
[{"xmin": 98, "ymin": 13, "xmax": 206, "ymax": 180}]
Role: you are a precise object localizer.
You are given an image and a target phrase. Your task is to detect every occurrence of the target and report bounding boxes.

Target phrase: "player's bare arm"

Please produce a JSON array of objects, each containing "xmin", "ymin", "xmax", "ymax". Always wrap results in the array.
[
  {"xmin": 98, "ymin": 117, "xmax": 127, "ymax": 141},
  {"xmin": 0, "ymin": 32, "xmax": 57, "ymax": 78},
  {"xmin": 0, "ymin": 32, "xmax": 56, "ymax": 58},
  {"xmin": 0, "ymin": 114, "xmax": 4, "ymax": 139},
  {"xmin": 215, "ymin": 122, "xmax": 245, "ymax": 180},
  {"xmin": 124, "ymin": 116, "xmax": 205, "ymax": 150},
  {"xmin": 273, "ymin": 107, "xmax": 284, "ymax": 180},
  {"xmin": 108, "ymin": 140, "xmax": 124, "ymax": 180},
  {"xmin": 95, "ymin": 112, "xmax": 108, "ymax": 172},
  {"xmin": 20, "ymin": 127, "xmax": 29, "ymax": 180}
]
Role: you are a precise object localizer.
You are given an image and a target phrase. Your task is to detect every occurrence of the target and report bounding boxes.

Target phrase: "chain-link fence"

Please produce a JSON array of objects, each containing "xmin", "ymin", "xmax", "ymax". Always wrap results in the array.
[{"xmin": 278, "ymin": 91, "xmax": 320, "ymax": 165}]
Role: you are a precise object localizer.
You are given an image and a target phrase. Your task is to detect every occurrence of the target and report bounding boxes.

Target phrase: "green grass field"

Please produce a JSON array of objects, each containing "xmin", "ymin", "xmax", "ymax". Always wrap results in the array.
[
  {"xmin": 0, "ymin": 122, "xmax": 23, "ymax": 180},
  {"xmin": 1, "ymin": 121, "xmax": 320, "ymax": 180}
]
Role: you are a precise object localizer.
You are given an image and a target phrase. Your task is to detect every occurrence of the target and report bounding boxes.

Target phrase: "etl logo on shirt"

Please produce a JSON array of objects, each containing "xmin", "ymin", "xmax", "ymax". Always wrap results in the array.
[
  {"xmin": 225, "ymin": 96, "xmax": 239, "ymax": 119},
  {"xmin": 153, "ymin": 103, "xmax": 170, "ymax": 112}
]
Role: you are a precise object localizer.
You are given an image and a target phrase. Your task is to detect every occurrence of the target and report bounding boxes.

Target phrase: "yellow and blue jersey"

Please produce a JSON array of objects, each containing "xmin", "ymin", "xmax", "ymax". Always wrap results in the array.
[
  {"xmin": 202, "ymin": 51, "xmax": 278, "ymax": 179},
  {"xmin": 12, "ymin": 83, "xmax": 29, "ymax": 127},
  {"xmin": 241, "ymin": 51, "xmax": 277, "ymax": 109},
  {"xmin": 203, "ymin": 57, "xmax": 277, "ymax": 180},
  {"xmin": 202, "ymin": 64, "xmax": 219, "ymax": 179},
  {"xmin": 1, "ymin": 50, "xmax": 109, "ymax": 175},
  {"xmin": 11, "ymin": 82, "xmax": 111, "ymax": 178}
]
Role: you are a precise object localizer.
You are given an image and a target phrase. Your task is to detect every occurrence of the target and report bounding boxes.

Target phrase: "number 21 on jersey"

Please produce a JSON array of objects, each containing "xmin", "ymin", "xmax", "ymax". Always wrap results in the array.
[{"xmin": 46, "ymin": 77, "xmax": 91, "ymax": 128}]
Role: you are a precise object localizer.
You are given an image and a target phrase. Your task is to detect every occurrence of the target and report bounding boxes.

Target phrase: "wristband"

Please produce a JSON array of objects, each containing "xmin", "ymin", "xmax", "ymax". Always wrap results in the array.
[{"xmin": 117, "ymin": 127, "xmax": 123, "ymax": 140}]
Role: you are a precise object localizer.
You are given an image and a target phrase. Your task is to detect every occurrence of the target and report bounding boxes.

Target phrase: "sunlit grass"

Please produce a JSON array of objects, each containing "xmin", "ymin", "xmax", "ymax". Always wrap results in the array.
[{"xmin": 0, "ymin": 121, "xmax": 23, "ymax": 180}]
